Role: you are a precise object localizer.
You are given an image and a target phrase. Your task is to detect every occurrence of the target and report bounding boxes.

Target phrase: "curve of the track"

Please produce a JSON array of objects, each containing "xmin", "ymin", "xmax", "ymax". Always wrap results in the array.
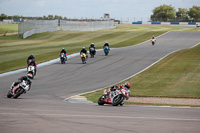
[{"xmin": 0, "ymin": 31, "xmax": 200, "ymax": 133}]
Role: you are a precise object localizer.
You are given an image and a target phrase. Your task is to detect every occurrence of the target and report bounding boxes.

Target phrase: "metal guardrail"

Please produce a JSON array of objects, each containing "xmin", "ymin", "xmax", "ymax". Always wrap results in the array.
[{"xmin": 18, "ymin": 20, "xmax": 115, "ymax": 39}]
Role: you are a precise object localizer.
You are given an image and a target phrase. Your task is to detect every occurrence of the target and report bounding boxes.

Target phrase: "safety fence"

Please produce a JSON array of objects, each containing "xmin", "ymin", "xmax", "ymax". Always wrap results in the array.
[{"xmin": 18, "ymin": 20, "xmax": 115, "ymax": 39}]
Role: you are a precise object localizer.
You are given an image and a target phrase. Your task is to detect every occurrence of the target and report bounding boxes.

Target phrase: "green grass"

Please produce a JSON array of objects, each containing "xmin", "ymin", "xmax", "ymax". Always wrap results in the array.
[
  {"xmin": 83, "ymin": 44, "xmax": 200, "ymax": 102},
  {"xmin": 0, "ymin": 24, "xmax": 199, "ymax": 74},
  {"xmin": 0, "ymin": 24, "xmax": 18, "ymax": 34}
]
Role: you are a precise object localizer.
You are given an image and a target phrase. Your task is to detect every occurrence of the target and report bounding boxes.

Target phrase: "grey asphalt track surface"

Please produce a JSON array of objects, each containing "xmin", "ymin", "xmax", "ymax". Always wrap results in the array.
[{"xmin": 0, "ymin": 31, "xmax": 200, "ymax": 133}]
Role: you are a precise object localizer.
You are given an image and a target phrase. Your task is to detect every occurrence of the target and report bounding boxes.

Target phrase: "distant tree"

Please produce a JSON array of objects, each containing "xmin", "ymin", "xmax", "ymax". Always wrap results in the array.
[
  {"xmin": 0, "ymin": 13, "xmax": 7, "ymax": 21},
  {"xmin": 43, "ymin": 15, "xmax": 48, "ymax": 19},
  {"xmin": 176, "ymin": 8, "xmax": 188, "ymax": 18},
  {"xmin": 151, "ymin": 4, "xmax": 176, "ymax": 22},
  {"xmin": 176, "ymin": 8, "xmax": 188, "ymax": 22},
  {"xmin": 48, "ymin": 15, "xmax": 54, "ymax": 19},
  {"xmin": 188, "ymin": 5, "xmax": 200, "ymax": 21}
]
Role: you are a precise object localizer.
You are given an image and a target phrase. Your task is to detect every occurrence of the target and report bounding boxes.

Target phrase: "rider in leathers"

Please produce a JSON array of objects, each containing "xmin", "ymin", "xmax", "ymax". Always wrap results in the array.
[
  {"xmin": 103, "ymin": 42, "xmax": 110, "ymax": 52},
  {"xmin": 80, "ymin": 47, "xmax": 88, "ymax": 60},
  {"xmin": 27, "ymin": 54, "xmax": 37, "ymax": 69},
  {"xmin": 89, "ymin": 43, "xmax": 96, "ymax": 55},
  {"xmin": 60, "ymin": 48, "xmax": 67, "ymax": 60},
  {"xmin": 11, "ymin": 76, "xmax": 32, "ymax": 94}
]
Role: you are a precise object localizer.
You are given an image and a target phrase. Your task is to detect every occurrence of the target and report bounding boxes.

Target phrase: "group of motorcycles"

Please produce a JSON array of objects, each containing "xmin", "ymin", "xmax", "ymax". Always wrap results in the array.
[
  {"xmin": 7, "ymin": 44, "xmax": 130, "ymax": 106},
  {"xmin": 7, "ymin": 59, "xmax": 36, "ymax": 99},
  {"xmin": 60, "ymin": 46, "xmax": 110, "ymax": 64}
]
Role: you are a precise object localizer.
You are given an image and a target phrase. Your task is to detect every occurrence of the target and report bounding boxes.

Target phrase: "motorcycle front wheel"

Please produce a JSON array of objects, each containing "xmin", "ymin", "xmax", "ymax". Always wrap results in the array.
[
  {"xmin": 13, "ymin": 88, "xmax": 25, "ymax": 99},
  {"xmin": 112, "ymin": 94, "xmax": 124, "ymax": 106}
]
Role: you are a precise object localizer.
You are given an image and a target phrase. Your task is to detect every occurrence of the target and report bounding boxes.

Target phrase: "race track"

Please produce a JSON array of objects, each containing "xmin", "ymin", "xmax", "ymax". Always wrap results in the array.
[{"xmin": 0, "ymin": 31, "xmax": 200, "ymax": 133}]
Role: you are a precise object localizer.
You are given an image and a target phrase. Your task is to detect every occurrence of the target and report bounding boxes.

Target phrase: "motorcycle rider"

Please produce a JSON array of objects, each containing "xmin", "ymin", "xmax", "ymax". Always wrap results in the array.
[
  {"xmin": 27, "ymin": 54, "xmax": 37, "ymax": 69},
  {"xmin": 11, "ymin": 75, "xmax": 32, "ymax": 94},
  {"xmin": 110, "ymin": 82, "xmax": 131, "ymax": 91},
  {"xmin": 103, "ymin": 41, "xmax": 110, "ymax": 54},
  {"xmin": 103, "ymin": 41, "xmax": 110, "ymax": 49},
  {"xmin": 151, "ymin": 35, "xmax": 156, "ymax": 41},
  {"xmin": 60, "ymin": 48, "xmax": 67, "ymax": 60},
  {"xmin": 80, "ymin": 47, "xmax": 88, "ymax": 60},
  {"xmin": 89, "ymin": 43, "xmax": 96, "ymax": 55}
]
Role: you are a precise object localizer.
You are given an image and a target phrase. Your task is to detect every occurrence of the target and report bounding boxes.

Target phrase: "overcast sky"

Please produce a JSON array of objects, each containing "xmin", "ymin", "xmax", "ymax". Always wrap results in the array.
[{"xmin": 0, "ymin": 0, "xmax": 200, "ymax": 21}]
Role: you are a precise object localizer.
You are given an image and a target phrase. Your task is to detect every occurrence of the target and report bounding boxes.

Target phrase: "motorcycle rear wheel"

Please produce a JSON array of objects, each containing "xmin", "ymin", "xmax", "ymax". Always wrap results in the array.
[
  {"xmin": 98, "ymin": 95, "xmax": 105, "ymax": 105},
  {"xmin": 7, "ymin": 90, "xmax": 12, "ymax": 98}
]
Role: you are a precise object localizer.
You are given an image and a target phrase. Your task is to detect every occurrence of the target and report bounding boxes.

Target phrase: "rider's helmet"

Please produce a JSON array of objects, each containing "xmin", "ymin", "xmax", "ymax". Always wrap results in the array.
[
  {"xmin": 152, "ymin": 35, "xmax": 155, "ymax": 39},
  {"xmin": 124, "ymin": 82, "xmax": 131, "ymax": 89},
  {"xmin": 30, "ymin": 54, "xmax": 34, "ymax": 58},
  {"xmin": 82, "ymin": 47, "xmax": 85, "ymax": 49},
  {"xmin": 62, "ymin": 48, "xmax": 65, "ymax": 50}
]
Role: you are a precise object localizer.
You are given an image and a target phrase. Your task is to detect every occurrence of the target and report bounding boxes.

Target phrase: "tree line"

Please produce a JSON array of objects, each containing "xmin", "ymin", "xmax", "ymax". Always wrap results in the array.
[
  {"xmin": 151, "ymin": 5, "xmax": 200, "ymax": 22},
  {"xmin": 0, "ymin": 14, "xmax": 67, "ymax": 21}
]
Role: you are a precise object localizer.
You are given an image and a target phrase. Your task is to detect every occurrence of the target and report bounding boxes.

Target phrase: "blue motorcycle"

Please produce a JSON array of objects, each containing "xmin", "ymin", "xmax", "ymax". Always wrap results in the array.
[
  {"xmin": 60, "ymin": 53, "xmax": 67, "ymax": 64},
  {"xmin": 104, "ymin": 46, "xmax": 109, "ymax": 56}
]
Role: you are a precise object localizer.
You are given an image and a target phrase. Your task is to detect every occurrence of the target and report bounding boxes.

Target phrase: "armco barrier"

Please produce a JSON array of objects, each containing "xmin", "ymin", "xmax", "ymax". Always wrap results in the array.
[
  {"xmin": 132, "ymin": 22, "xmax": 142, "ymax": 24},
  {"xmin": 23, "ymin": 27, "xmax": 60, "ymax": 39},
  {"xmin": 188, "ymin": 22, "xmax": 196, "ymax": 25},
  {"xmin": 151, "ymin": 22, "xmax": 161, "ymax": 24},
  {"xmin": 171, "ymin": 22, "xmax": 179, "ymax": 25},
  {"xmin": 19, "ymin": 20, "xmax": 115, "ymax": 39}
]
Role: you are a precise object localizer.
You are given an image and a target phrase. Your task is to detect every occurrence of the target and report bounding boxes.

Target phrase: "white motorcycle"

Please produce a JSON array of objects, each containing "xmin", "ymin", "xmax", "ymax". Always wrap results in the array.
[
  {"xmin": 27, "ymin": 65, "xmax": 36, "ymax": 79},
  {"xmin": 7, "ymin": 80, "xmax": 31, "ymax": 99}
]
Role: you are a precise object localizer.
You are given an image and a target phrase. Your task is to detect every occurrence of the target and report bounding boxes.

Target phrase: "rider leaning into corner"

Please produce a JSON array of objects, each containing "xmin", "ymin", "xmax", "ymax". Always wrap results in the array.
[
  {"xmin": 109, "ymin": 82, "xmax": 131, "ymax": 105},
  {"xmin": 80, "ymin": 47, "xmax": 88, "ymax": 60},
  {"xmin": 27, "ymin": 54, "xmax": 37, "ymax": 68},
  {"xmin": 89, "ymin": 43, "xmax": 96, "ymax": 55},
  {"xmin": 11, "ymin": 75, "xmax": 32, "ymax": 94}
]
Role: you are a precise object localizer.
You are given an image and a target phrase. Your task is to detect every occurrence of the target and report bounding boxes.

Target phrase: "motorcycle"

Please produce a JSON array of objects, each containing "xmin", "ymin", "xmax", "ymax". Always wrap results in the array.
[
  {"xmin": 27, "ymin": 65, "xmax": 36, "ymax": 79},
  {"xmin": 80, "ymin": 52, "xmax": 87, "ymax": 64},
  {"xmin": 27, "ymin": 60, "xmax": 37, "ymax": 79},
  {"xmin": 89, "ymin": 47, "xmax": 96, "ymax": 58},
  {"xmin": 104, "ymin": 46, "xmax": 109, "ymax": 56},
  {"xmin": 98, "ymin": 85, "xmax": 130, "ymax": 106},
  {"xmin": 151, "ymin": 39, "xmax": 156, "ymax": 45},
  {"xmin": 60, "ymin": 53, "xmax": 67, "ymax": 64},
  {"xmin": 7, "ymin": 80, "xmax": 31, "ymax": 99}
]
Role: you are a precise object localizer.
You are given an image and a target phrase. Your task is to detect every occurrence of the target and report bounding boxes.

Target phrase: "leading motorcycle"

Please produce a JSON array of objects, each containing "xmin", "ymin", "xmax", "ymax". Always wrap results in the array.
[
  {"xmin": 7, "ymin": 79, "xmax": 32, "ymax": 99},
  {"xmin": 98, "ymin": 85, "xmax": 130, "ymax": 106}
]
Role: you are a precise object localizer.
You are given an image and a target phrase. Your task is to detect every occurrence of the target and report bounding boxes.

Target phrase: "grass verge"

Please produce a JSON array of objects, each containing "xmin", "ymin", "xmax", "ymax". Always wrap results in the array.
[{"xmin": 0, "ymin": 24, "xmax": 18, "ymax": 34}]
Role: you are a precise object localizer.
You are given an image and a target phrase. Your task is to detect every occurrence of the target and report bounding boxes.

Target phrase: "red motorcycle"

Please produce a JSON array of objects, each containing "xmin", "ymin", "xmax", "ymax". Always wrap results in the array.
[
  {"xmin": 98, "ymin": 85, "xmax": 130, "ymax": 106},
  {"xmin": 151, "ymin": 39, "xmax": 156, "ymax": 45}
]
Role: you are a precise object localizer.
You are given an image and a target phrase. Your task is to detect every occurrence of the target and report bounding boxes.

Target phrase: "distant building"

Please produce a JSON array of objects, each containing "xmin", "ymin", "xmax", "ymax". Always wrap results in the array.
[{"xmin": 104, "ymin": 13, "xmax": 110, "ymax": 19}]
